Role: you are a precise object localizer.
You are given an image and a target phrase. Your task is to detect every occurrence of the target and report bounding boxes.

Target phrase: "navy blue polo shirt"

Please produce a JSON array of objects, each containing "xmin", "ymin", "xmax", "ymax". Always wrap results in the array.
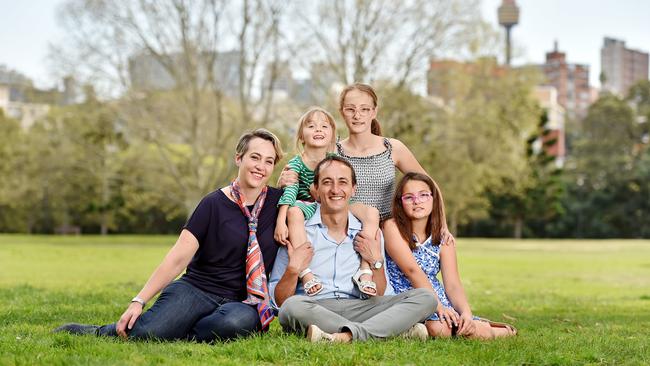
[{"xmin": 181, "ymin": 187, "xmax": 282, "ymax": 301}]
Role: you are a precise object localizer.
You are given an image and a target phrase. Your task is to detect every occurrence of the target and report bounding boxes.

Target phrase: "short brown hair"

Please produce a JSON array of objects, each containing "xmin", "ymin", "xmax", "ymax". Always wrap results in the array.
[
  {"xmin": 313, "ymin": 155, "xmax": 357, "ymax": 187},
  {"xmin": 392, "ymin": 172, "xmax": 447, "ymax": 249},
  {"xmin": 235, "ymin": 128, "xmax": 284, "ymax": 164}
]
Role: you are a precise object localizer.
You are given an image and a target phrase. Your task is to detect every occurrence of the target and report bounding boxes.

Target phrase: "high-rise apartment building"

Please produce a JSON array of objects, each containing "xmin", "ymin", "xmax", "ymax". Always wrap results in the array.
[
  {"xmin": 533, "ymin": 85, "xmax": 566, "ymax": 167},
  {"xmin": 539, "ymin": 42, "xmax": 591, "ymax": 121},
  {"xmin": 128, "ymin": 50, "xmax": 241, "ymax": 97},
  {"xmin": 601, "ymin": 37, "xmax": 649, "ymax": 96},
  {"xmin": 0, "ymin": 65, "xmax": 78, "ymax": 129}
]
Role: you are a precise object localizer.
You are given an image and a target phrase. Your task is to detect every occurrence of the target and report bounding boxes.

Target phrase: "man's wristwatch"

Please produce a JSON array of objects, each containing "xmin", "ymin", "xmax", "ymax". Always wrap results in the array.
[
  {"xmin": 372, "ymin": 260, "xmax": 384, "ymax": 270},
  {"xmin": 131, "ymin": 296, "xmax": 146, "ymax": 307}
]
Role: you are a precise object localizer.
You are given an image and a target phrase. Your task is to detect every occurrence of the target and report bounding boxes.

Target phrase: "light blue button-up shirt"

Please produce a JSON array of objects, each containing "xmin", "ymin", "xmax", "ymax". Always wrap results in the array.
[{"xmin": 268, "ymin": 204, "xmax": 393, "ymax": 308}]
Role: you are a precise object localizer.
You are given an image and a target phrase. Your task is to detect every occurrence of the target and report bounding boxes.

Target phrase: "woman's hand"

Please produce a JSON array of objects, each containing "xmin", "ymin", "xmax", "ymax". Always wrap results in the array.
[
  {"xmin": 440, "ymin": 228, "xmax": 456, "ymax": 246},
  {"xmin": 277, "ymin": 167, "xmax": 299, "ymax": 188},
  {"xmin": 116, "ymin": 302, "xmax": 144, "ymax": 338},
  {"xmin": 436, "ymin": 304, "xmax": 459, "ymax": 329},
  {"xmin": 456, "ymin": 311, "xmax": 476, "ymax": 336},
  {"xmin": 274, "ymin": 222, "xmax": 290, "ymax": 246}
]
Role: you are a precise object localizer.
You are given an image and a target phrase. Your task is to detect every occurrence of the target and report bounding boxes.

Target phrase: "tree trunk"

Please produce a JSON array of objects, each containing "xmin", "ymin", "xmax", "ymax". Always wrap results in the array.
[
  {"xmin": 100, "ymin": 217, "xmax": 108, "ymax": 236},
  {"xmin": 449, "ymin": 212, "xmax": 458, "ymax": 237},
  {"xmin": 513, "ymin": 217, "xmax": 523, "ymax": 239}
]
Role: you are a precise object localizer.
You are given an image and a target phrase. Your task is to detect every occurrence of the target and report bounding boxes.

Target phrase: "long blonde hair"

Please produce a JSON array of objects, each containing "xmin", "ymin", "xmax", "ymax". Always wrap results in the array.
[{"xmin": 295, "ymin": 107, "xmax": 337, "ymax": 153}]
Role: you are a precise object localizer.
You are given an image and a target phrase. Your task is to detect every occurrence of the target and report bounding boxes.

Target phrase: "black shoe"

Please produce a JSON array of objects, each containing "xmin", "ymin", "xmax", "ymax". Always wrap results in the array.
[{"xmin": 53, "ymin": 323, "xmax": 99, "ymax": 335}]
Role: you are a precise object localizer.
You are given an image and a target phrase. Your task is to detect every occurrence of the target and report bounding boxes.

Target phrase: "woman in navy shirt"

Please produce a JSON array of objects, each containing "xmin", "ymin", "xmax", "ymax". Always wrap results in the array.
[{"xmin": 55, "ymin": 129, "xmax": 284, "ymax": 342}]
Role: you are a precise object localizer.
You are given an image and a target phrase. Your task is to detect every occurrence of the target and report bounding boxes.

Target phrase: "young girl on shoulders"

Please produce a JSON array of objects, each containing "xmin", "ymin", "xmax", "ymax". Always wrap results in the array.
[{"xmin": 274, "ymin": 107, "xmax": 379, "ymax": 297}]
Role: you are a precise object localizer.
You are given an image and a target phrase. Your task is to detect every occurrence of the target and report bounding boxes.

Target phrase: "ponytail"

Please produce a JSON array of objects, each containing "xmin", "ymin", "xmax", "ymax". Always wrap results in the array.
[{"xmin": 371, "ymin": 119, "xmax": 382, "ymax": 136}]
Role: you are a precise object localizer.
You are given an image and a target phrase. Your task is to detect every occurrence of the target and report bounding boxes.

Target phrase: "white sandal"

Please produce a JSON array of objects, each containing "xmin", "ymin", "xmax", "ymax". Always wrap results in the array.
[
  {"xmin": 352, "ymin": 269, "xmax": 377, "ymax": 297},
  {"xmin": 299, "ymin": 268, "xmax": 323, "ymax": 296}
]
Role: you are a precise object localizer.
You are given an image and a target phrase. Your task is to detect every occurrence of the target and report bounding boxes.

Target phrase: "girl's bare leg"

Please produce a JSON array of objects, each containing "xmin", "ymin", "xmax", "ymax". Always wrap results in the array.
[
  {"xmin": 350, "ymin": 203, "xmax": 379, "ymax": 294},
  {"xmin": 468, "ymin": 320, "xmax": 516, "ymax": 339},
  {"xmin": 426, "ymin": 319, "xmax": 516, "ymax": 339},
  {"xmin": 425, "ymin": 320, "xmax": 453, "ymax": 338},
  {"xmin": 287, "ymin": 206, "xmax": 320, "ymax": 295}
]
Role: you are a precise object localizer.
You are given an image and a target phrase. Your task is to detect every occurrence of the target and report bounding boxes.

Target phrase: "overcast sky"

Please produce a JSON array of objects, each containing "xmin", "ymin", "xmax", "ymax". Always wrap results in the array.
[{"xmin": 1, "ymin": 0, "xmax": 649, "ymax": 89}]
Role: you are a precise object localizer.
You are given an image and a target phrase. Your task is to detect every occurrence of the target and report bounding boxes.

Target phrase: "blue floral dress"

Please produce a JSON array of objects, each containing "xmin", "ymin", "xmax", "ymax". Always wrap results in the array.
[{"xmin": 386, "ymin": 235, "xmax": 478, "ymax": 321}]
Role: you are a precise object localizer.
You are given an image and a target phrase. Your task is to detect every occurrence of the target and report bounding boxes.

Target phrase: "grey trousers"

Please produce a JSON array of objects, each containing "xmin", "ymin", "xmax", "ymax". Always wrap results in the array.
[{"xmin": 278, "ymin": 288, "xmax": 436, "ymax": 341}]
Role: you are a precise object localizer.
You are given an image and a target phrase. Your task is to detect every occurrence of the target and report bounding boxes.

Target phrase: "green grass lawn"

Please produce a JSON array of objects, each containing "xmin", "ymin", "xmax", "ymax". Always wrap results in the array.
[{"xmin": 1, "ymin": 235, "xmax": 649, "ymax": 365}]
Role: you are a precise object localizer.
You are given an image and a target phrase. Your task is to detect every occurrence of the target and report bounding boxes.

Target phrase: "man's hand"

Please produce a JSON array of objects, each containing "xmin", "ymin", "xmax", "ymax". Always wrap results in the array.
[
  {"xmin": 287, "ymin": 241, "xmax": 314, "ymax": 274},
  {"xmin": 353, "ymin": 229, "xmax": 381, "ymax": 263},
  {"xmin": 277, "ymin": 167, "xmax": 299, "ymax": 188},
  {"xmin": 116, "ymin": 302, "xmax": 144, "ymax": 338}
]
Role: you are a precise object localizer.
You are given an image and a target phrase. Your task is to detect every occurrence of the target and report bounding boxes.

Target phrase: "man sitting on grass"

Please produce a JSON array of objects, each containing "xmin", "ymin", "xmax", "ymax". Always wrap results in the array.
[{"xmin": 269, "ymin": 155, "xmax": 436, "ymax": 342}]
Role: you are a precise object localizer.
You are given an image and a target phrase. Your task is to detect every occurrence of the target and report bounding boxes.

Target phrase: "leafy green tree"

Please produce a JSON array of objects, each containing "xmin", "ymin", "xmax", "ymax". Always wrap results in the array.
[
  {"xmin": 378, "ymin": 59, "xmax": 541, "ymax": 233},
  {"xmin": 0, "ymin": 109, "xmax": 67, "ymax": 232},
  {"xmin": 572, "ymin": 94, "xmax": 639, "ymax": 190},
  {"xmin": 0, "ymin": 110, "xmax": 27, "ymax": 231},
  {"xmin": 469, "ymin": 111, "xmax": 566, "ymax": 238},
  {"xmin": 626, "ymin": 80, "xmax": 650, "ymax": 144},
  {"xmin": 553, "ymin": 92, "xmax": 647, "ymax": 238},
  {"xmin": 20, "ymin": 96, "xmax": 127, "ymax": 234},
  {"xmin": 53, "ymin": 0, "xmax": 288, "ymax": 217}
]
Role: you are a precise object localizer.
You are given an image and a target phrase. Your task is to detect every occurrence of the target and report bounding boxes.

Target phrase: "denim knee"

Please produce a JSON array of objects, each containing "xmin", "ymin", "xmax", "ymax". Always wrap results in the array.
[
  {"xmin": 192, "ymin": 302, "xmax": 260, "ymax": 342},
  {"xmin": 218, "ymin": 303, "xmax": 259, "ymax": 335}
]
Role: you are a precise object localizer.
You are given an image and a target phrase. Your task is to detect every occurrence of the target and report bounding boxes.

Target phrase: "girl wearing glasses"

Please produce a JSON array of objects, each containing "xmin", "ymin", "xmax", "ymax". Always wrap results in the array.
[
  {"xmin": 384, "ymin": 172, "xmax": 517, "ymax": 339},
  {"xmin": 335, "ymin": 83, "xmax": 426, "ymax": 222}
]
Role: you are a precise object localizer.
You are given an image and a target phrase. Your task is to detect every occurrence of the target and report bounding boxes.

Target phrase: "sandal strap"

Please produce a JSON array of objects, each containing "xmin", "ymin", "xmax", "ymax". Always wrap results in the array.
[
  {"xmin": 355, "ymin": 269, "xmax": 373, "ymax": 277},
  {"xmin": 477, "ymin": 318, "xmax": 518, "ymax": 335},
  {"xmin": 298, "ymin": 268, "xmax": 312, "ymax": 279},
  {"xmin": 357, "ymin": 280, "xmax": 376, "ymax": 290},
  {"xmin": 303, "ymin": 277, "xmax": 322, "ymax": 291}
]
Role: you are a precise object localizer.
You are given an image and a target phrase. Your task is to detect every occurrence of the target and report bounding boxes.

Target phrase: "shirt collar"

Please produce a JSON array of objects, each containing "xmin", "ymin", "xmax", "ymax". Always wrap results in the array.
[{"xmin": 306, "ymin": 204, "xmax": 363, "ymax": 234}]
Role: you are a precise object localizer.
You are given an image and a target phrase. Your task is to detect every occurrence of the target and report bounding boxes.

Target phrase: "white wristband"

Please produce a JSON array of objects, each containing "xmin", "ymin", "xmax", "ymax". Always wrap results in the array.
[{"xmin": 131, "ymin": 296, "xmax": 146, "ymax": 307}]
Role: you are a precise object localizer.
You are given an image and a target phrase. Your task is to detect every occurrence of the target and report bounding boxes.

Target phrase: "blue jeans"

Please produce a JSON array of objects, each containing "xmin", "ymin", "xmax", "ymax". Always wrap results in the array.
[{"xmin": 98, "ymin": 279, "xmax": 261, "ymax": 342}]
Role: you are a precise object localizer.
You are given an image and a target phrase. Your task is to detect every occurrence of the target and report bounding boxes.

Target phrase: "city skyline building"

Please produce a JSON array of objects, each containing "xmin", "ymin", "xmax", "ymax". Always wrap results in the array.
[
  {"xmin": 533, "ymin": 85, "xmax": 566, "ymax": 168},
  {"xmin": 261, "ymin": 60, "xmax": 294, "ymax": 102},
  {"xmin": 600, "ymin": 37, "xmax": 649, "ymax": 96},
  {"xmin": 0, "ymin": 65, "xmax": 78, "ymax": 128},
  {"xmin": 128, "ymin": 50, "xmax": 241, "ymax": 97},
  {"xmin": 539, "ymin": 41, "xmax": 592, "ymax": 121}
]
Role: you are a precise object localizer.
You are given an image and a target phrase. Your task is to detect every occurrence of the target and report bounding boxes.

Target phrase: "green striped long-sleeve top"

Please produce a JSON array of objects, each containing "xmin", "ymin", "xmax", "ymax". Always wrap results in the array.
[{"xmin": 277, "ymin": 155, "xmax": 315, "ymax": 207}]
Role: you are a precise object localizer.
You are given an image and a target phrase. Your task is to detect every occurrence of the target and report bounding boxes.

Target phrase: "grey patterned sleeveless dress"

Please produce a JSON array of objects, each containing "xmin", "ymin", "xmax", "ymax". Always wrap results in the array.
[{"xmin": 336, "ymin": 138, "xmax": 396, "ymax": 220}]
